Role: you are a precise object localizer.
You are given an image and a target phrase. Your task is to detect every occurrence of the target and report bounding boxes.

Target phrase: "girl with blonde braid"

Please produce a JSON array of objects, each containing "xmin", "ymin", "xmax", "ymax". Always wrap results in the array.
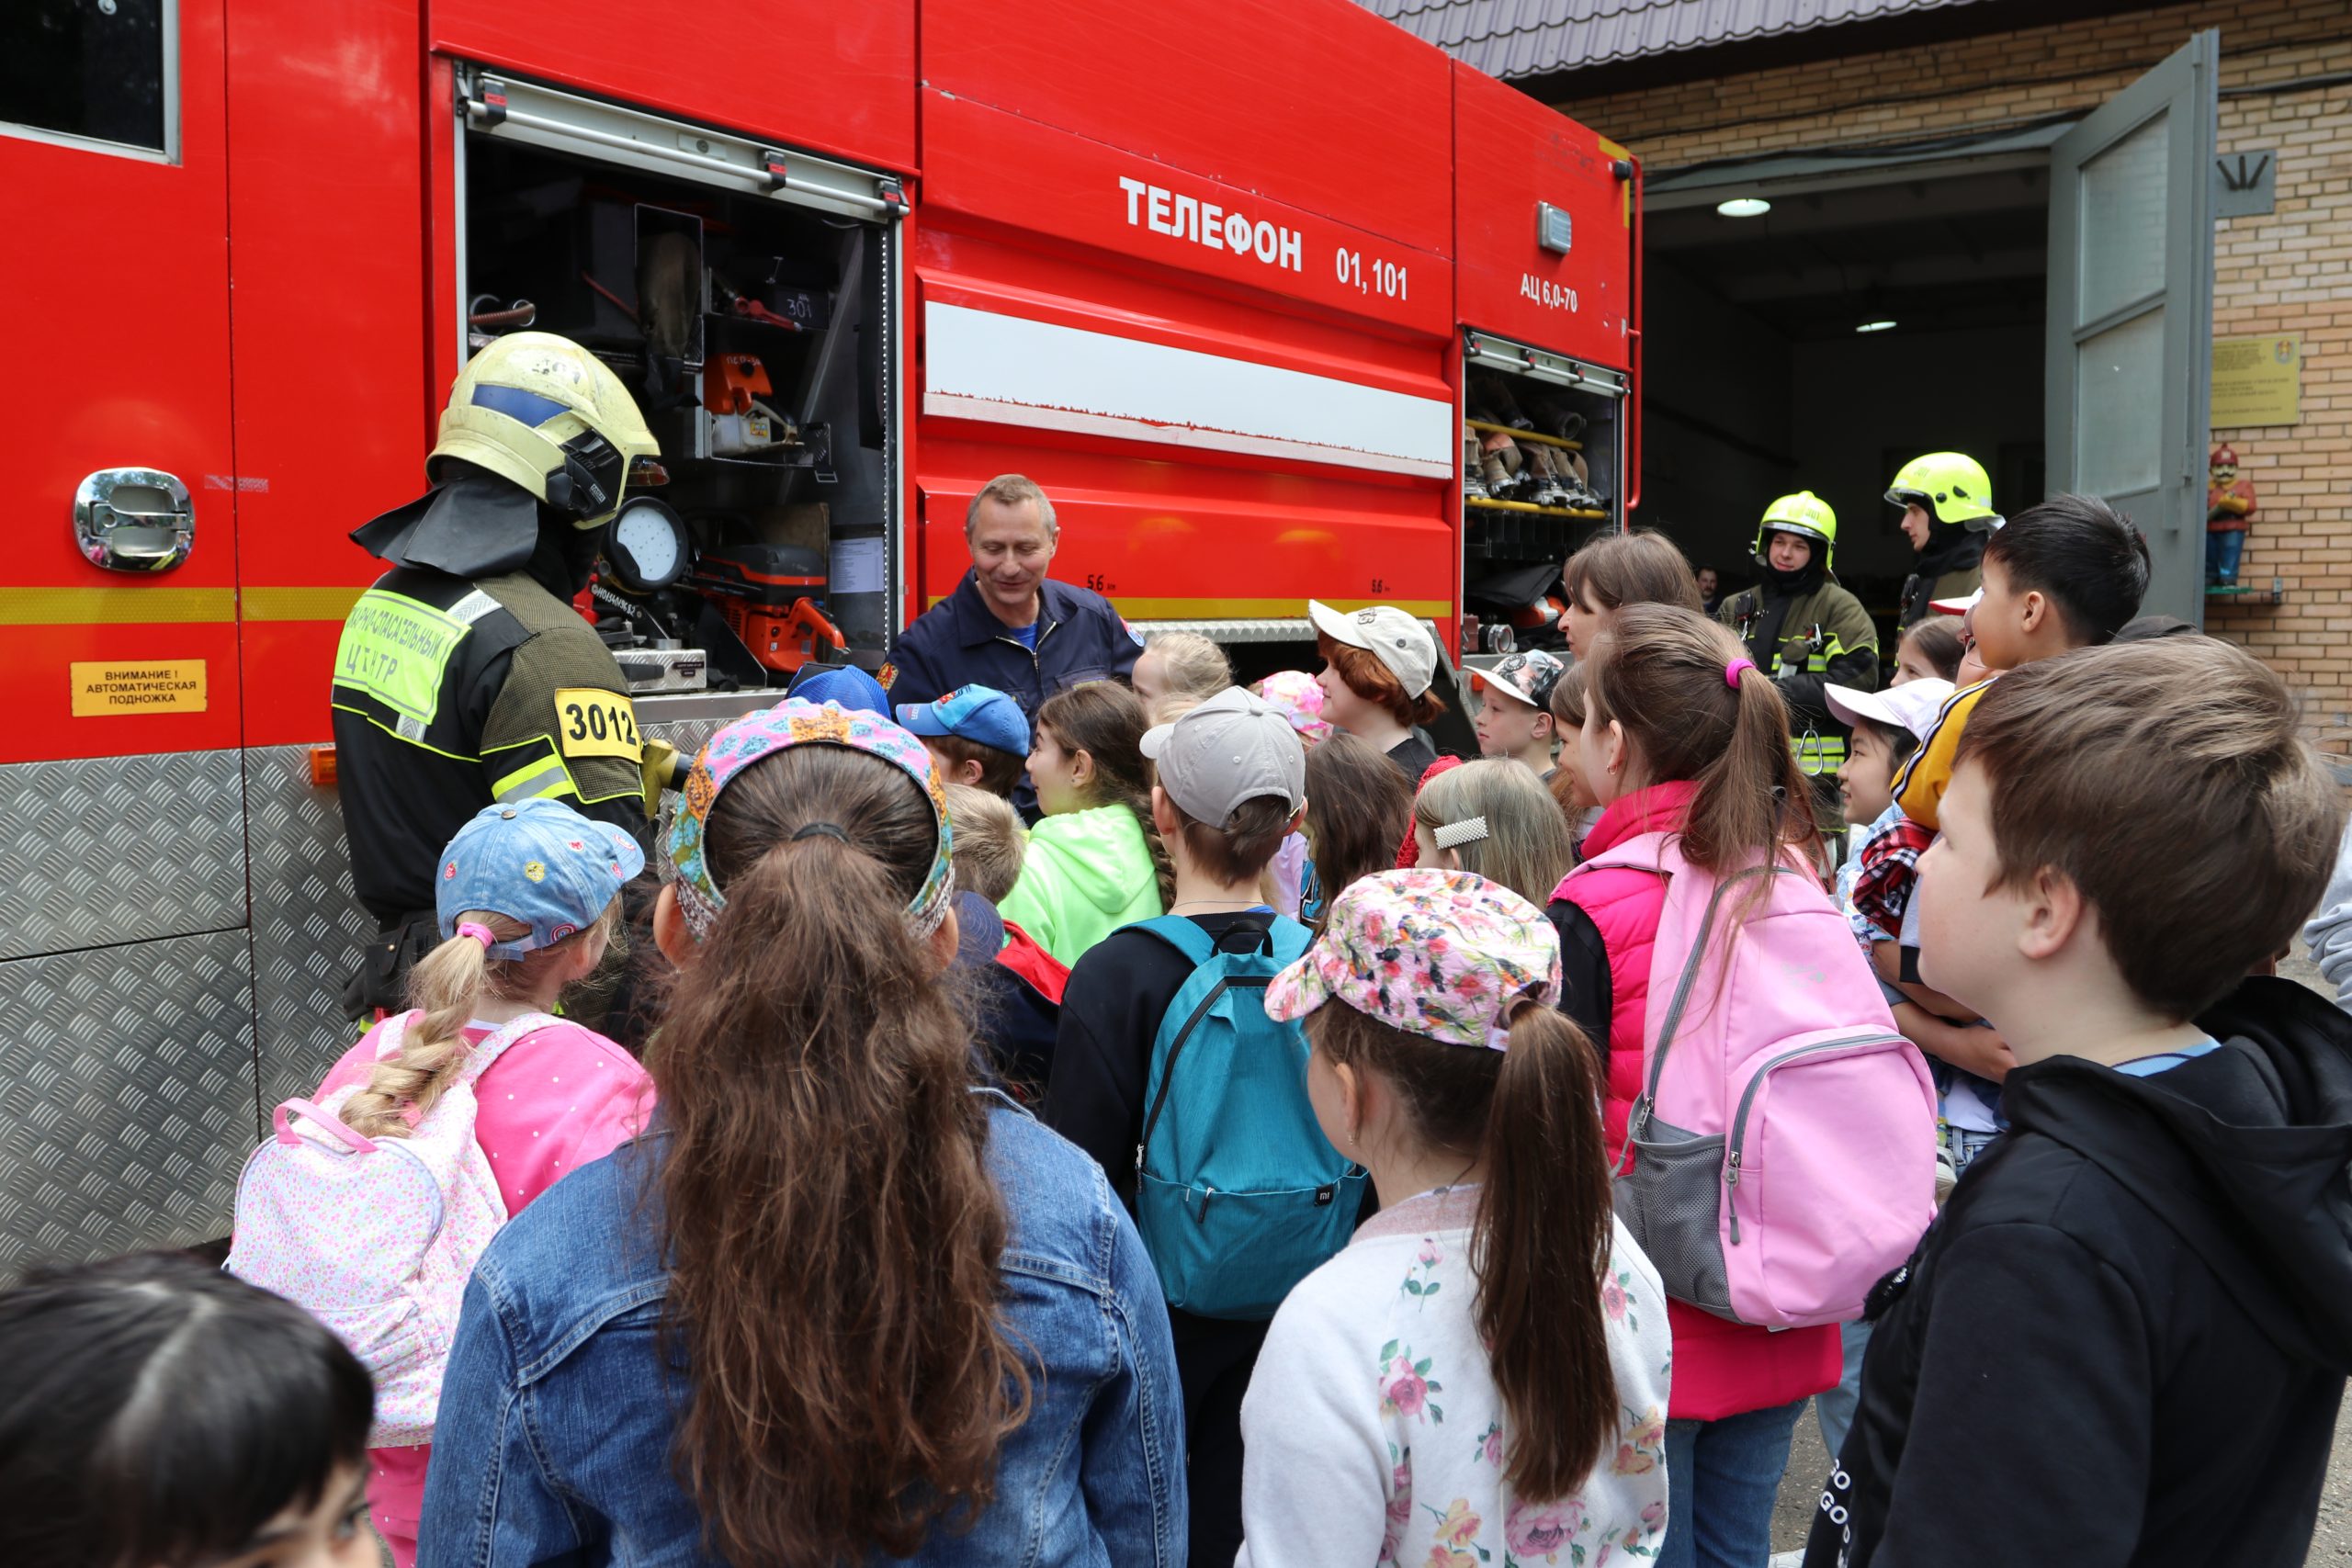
[{"xmin": 308, "ymin": 798, "xmax": 654, "ymax": 1566}]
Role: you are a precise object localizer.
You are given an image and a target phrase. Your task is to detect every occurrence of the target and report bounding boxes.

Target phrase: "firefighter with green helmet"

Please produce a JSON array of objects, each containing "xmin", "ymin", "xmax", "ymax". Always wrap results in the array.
[
  {"xmin": 1887, "ymin": 451, "xmax": 2003, "ymax": 626},
  {"xmin": 332, "ymin": 332, "xmax": 670, "ymax": 1016},
  {"xmin": 1716, "ymin": 491, "xmax": 1879, "ymax": 829}
]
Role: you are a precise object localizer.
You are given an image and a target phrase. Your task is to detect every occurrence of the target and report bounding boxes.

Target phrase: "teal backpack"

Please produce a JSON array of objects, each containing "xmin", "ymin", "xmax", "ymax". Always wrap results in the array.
[{"xmin": 1130, "ymin": 914, "xmax": 1367, "ymax": 1319}]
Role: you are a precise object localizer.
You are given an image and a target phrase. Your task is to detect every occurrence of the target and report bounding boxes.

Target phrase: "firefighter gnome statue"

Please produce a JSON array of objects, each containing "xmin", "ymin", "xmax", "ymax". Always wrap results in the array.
[
  {"xmin": 2209, "ymin": 444, "xmax": 2256, "ymax": 588},
  {"xmin": 332, "ymin": 333, "xmax": 668, "ymax": 1017}
]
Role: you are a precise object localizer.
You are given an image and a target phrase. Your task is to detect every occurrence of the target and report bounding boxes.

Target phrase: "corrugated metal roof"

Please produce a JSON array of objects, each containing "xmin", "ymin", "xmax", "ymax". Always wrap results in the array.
[{"xmin": 1360, "ymin": 0, "xmax": 1995, "ymax": 78}]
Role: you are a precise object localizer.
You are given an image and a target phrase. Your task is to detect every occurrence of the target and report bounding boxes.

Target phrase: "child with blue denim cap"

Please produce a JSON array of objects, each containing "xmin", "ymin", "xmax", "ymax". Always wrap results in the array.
[
  {"xmin": 421, "ymin": 701, "xmax": 1185, "ymax": 1567},
  {"xmin": 898, "ymin": 682, "xmax": 1032, "ymax": 798},
  {"xmin": 304, "ymin": 797, "xmax": 655, "ymax": 1567}
]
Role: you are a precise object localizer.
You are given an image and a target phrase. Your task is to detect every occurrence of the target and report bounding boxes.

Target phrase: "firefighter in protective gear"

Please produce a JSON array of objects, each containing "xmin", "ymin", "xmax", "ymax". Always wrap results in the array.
[
  {"xmin": 332, "ymin": 333, "xmax": 662, "ymax": 1016},
  {"xmin": 1716, "ymin": 491, "xmax": 1879, "ymax": 830},
  {"xmin": 1887, "ymin": 451, "xmax": 2002, "ymax": 627}
]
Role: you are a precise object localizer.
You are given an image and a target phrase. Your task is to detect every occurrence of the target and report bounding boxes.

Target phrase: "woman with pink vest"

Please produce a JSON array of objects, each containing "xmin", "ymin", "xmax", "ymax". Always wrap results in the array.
[{"xmin": 1545, "ymin": 606, "xmax": 1842, "ymax": 1568}]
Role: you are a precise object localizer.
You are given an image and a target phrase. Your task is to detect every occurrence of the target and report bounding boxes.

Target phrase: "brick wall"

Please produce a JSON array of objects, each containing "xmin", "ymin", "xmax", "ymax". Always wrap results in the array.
[{"xmin": 1555, "ymin": 0, "xmax": 2352, "ymax": 765}]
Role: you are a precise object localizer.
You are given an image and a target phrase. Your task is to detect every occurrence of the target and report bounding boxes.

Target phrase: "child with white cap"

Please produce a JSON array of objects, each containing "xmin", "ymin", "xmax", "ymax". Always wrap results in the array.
[
  {"xmin": 1309, "ymin": 600, "xmax": 1447, "ymax": 781},
  {"xmin": 1047, "ymin": 683, "xmax": 1323, "ymax": 1568},
  {"xmin": 1236, "ymin": 867, "xmax": 1670, "ymax": 1568},
  {"xmin": 304, "ymin": 797, "xmax": 655, "ymax": 1566}
]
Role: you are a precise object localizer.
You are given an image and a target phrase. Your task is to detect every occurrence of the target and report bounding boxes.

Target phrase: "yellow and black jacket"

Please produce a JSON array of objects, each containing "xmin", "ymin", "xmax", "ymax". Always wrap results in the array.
[{"xmin": 331, "ymin": 564, "xmax": 649, "ymax": 928}]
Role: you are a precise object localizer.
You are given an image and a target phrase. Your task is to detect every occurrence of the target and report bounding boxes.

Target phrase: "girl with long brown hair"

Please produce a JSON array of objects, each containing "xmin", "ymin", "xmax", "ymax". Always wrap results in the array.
[
  {"xmin": 1299, "ymin": 731, "xmax": 1415, "ymax": 928},
  {"xmin": 420, "ymin": 700, "xmax": 1186, "ymax": 1568},
  {"xmin": 1544, "ymin": 605, "xmax": 1838, "ymax": 1568},
  {"xmin": 999, "ymin": 682, "xmax": 1172, "ymax": 966},
  {"xmin": 1236, "ymin": 868, "xmax": 1670, "ymax": 1567}
]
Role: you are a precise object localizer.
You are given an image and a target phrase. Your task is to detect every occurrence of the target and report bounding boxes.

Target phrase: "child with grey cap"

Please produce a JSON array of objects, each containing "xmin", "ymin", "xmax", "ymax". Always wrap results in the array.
[{"xmin": 1046, "ymin": 684, "xmax": 1325, "ymax": 1568}]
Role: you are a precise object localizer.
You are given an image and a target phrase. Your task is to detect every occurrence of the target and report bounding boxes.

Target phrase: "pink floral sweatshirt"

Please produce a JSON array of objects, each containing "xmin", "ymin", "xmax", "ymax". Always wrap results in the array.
[{"xmin": 1238, "ymin": 1186, "xmax": 1672, "ymax": 1568}]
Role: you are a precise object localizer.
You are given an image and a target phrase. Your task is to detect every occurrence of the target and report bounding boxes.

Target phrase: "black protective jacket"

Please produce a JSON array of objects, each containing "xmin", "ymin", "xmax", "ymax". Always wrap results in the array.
[
  {"xmin": 1896, "ymin": 525, "xmax": 1987, "ymax": 627},
  {"xmin": 1805, "ymin": 977, "xmax": 2352, "ymax": 1568}
]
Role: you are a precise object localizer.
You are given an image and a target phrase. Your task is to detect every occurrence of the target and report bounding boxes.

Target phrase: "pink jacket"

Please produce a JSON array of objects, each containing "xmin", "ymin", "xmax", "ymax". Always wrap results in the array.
[
  {"xmin": 1560, "ymin": 783, "xmax": 1840, "ymax": 1422},
  {"xmin": 315, "ymin": 1015, "xmax": 656, "ymax": 1564}
]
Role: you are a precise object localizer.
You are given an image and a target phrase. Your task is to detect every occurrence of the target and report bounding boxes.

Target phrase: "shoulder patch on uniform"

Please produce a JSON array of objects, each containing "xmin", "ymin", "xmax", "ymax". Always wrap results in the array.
[
  {"xmin": 1125, "ymin": 618, "xmax": 1145, "ymax": 648},
  {"xmin": 876, "ymin": 661, "xmax": 898, "ymax": 691},
  {"xmin": 553, "ymin": 687, "xmax": 642, "ymax": 761}
]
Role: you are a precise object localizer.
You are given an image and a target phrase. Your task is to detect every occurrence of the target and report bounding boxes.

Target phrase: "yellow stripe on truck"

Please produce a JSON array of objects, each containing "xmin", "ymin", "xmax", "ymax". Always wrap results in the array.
[
  {"xmin": 244, "ymin": 586, "xmax": 368, "ymax": 622},
  {"xmin": 0, "ymin": 586, "xmax": 237, "ymax": 626},
  {"xmin": 0, "ymin": 584, "xmax": 370, "ymax": 626}
]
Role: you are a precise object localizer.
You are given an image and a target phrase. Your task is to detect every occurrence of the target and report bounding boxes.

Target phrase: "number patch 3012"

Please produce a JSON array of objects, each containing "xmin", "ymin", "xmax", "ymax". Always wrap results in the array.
[{"xmin": 554, "ymin": 687, "xmax": 642, "ymax": 760}]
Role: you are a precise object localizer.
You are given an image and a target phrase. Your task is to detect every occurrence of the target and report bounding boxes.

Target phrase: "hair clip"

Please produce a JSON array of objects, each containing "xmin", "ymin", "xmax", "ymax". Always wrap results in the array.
[{"xmin": 1432, "ymin": 816, "xmax": 1490, "ymax": 850}]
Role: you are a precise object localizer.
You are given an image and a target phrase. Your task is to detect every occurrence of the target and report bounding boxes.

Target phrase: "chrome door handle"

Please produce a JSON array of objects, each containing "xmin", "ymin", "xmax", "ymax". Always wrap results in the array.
[{"xmin": 74, "ymin": 468, "xmax": 195, "ymax": 572}]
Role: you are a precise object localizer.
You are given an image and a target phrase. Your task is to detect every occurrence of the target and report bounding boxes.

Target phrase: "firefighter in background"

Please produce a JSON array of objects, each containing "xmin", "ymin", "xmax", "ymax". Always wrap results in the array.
[
  {"xmin": 1716, "ymin": 491, "xmax": 1879, "ymax": 833},
  {"xmin": 1886, "ymin": 451, "xmax": 2002, "ymax": 627},
  {"xmin": 332, "ymin": 333, "xmax": 665, "ymax": 1016}
]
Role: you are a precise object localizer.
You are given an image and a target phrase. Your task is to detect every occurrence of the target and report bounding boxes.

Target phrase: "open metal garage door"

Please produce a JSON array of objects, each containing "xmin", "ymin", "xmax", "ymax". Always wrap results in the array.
[{"xmin": 2045, "ymin": 30, "xmax": 2218, "ymax": 625}]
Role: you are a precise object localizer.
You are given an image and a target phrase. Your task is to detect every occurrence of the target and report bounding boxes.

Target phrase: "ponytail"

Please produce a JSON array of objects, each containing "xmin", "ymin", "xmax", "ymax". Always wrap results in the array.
[
  {"xmin": 651, "ymin": 743, "xmax": 1025, "ymax": 1568},
  {"xmin": 1474, "ymin": 1004, "xmax": 1614, "ymax": 1498},
  {"xmin": 1584, "ymin": 604, "xmax": 1821, "ymax": 877},
  {"xmin": 1306, "ymin": 998, "xmax": 1615, "ymax": 1499},
  {"xmin": 342, "ymin": 902, "xmax": 616, "ymax": 1140}
]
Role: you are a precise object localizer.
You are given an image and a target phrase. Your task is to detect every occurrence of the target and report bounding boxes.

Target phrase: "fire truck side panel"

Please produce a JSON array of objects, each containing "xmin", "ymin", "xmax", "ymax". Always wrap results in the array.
[
  {"xmin": 232, "ymin": 0, "xmax": 433, "ymax": 748},
  {"xmin": 426, "ymin": 0, "xmax": 919, "ymax": 175},
  {"xmin": 920, "ymin": 0, "xmax": 1452, "ymax": 261},
  {"xmin": 912, "ymin": 17, "xmax": 1461, "ymax": 636},
  {"xmin": 0, "ymin": 0, "xmax": 262, "ymax": 1270},
  {"xmin": 1, "ymin": 0, "xmax": 242, "ymax": 765},
  {"xmin": 225, "ymin": 1, "xmax": 439, "ymax": 1174},
  {"xmin": 1451, "ymin": 62, "xmax": 1635, "ymax": 373}
]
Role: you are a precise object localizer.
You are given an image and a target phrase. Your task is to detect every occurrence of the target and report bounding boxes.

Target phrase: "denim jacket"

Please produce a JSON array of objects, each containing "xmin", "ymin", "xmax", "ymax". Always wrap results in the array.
[{"xmin": 418, "ymin": 1093, "xmax": 1186, "ymax": 1566}]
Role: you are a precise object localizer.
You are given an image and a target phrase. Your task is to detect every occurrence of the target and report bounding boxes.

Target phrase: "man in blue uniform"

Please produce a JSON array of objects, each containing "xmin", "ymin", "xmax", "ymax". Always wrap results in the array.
[{"xmin": 884, "ymin": 474, "xmax": 1140, "ymax": 814}]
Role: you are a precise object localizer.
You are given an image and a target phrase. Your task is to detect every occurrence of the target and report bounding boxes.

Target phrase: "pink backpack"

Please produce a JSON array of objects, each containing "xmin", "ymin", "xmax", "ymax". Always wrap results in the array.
[
  {"xmin": 226, "ymin": 1010, "xmax": 557, "ymax": 1446},
  {"xmin": 1566, "ymin": 834, "xmax": 1937, "ymax": 1328}
]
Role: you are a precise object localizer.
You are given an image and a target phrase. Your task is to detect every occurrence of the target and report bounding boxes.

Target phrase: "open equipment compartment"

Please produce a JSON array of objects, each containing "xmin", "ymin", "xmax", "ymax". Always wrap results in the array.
[
  {"xmin": 1460, "ymin": 330, "xmax": 1627, "ymax": 649},
  {"xmin": 1450, "ymin": 62, "xmax": 1639, "ymax": 655},
  {"xmin": 452, "ymin": 66, "xmax": 905, "ymax": 696}
]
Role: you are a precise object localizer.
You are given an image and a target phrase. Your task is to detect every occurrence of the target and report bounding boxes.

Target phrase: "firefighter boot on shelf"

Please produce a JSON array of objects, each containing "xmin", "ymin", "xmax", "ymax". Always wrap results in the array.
[{"xmin": 334, "ymin": 332, "xmax": 664, "ymax": 1018}]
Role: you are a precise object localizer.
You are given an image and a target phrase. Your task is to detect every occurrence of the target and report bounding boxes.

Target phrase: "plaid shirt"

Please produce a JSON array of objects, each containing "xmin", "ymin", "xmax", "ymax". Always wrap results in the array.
[{"xmin": 1848, "ymin": 807, "xmax": 1936, "ymax": 947}]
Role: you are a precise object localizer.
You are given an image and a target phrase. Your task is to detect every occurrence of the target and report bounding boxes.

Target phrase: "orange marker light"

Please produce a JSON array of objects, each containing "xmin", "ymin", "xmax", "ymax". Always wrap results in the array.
[{"xmin": 309, "ymin": 745, "xmax": 337, "ymax": 787}]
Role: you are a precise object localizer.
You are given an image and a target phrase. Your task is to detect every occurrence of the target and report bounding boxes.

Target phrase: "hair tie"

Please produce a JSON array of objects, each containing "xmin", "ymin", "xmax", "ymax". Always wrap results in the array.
[
  {"xmin": 791, "ymin": 822, "xmax": 850, "ymax": 843},
  {"xmin": 1725, "ymin": 657, "xmax": 1758, "ymax": 689},
  {"xmin": 1432, "ymin": 816, "xmax": 1490, "ymax": 851},
  {"xmin": 456, "ymin": 921, "xmax": 496, "ymax": 949}
]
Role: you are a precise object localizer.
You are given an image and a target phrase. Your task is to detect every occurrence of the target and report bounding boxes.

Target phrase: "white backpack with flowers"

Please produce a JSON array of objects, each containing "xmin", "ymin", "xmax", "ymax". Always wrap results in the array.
[{"xmin": 226, "ymin": 1010, "xmax": 557, "ymax": 1445}]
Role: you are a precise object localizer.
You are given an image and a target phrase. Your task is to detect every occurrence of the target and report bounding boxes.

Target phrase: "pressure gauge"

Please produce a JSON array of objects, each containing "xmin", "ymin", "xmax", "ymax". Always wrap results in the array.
[{"xmin": 604, "ymin": 496, "xmax": 689, "ymax": 592}]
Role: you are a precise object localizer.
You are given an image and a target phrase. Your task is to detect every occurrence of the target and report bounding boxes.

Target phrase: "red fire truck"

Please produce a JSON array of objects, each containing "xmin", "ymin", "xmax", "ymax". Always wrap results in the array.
[{"xmin": 0, "ymin": 0, "xmax": 1637, "ymax": 1268}]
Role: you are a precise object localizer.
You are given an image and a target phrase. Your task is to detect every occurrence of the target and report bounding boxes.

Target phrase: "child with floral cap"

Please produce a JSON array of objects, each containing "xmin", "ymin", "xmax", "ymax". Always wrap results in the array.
[
  {"xmin": 421, "ymin": 700, "xmax": 1185, "ymax": 1568},
  {"xmin": 307, "ymin": 797, "xmax": 655, "ymax": 1567},
  {"xmin": 1236, "ymin": 867, "xmax": 1671, "ymax": 1568}
]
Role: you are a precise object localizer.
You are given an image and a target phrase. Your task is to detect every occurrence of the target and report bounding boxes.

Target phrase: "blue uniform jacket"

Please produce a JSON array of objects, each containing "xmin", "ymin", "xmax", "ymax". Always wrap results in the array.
[{"xmin": 885, "ymin": 572, "xmax": 1141, "ymax": 721}]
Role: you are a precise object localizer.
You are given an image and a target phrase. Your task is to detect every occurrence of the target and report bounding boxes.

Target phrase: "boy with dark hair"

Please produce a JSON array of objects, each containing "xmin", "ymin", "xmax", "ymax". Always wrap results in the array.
[
  {"xmin": 1046, "ymin": 684, "xmax": 1313, "ymax": 1568},
  {"xmin": 1892, "ymin": 494, "xmax": 2151, "ymax": 832},
  {"xmin": 1867, "ymin": 495, "xmax": 2154, "ymax": 1175},
  {"xmin": 1804, "ymin": 636, "xmax": 2352, "ymax": 1568},
  {"xmin": 895, "ymin": 684, "xmax": 1030, "ymax": 798}
]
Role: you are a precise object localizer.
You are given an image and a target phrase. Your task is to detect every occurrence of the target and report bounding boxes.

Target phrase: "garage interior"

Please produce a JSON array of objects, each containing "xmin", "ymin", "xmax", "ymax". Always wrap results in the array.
[{"xmin": 1640, "ymin": 165, "xmax": 2052, "ymax": 632}]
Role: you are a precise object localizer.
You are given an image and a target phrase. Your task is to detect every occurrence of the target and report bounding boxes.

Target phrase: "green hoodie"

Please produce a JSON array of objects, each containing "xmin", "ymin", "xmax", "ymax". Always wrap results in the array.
[{"xmin": 998, "ymin": 803, "xmax": 1163, "ymax": 969}]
